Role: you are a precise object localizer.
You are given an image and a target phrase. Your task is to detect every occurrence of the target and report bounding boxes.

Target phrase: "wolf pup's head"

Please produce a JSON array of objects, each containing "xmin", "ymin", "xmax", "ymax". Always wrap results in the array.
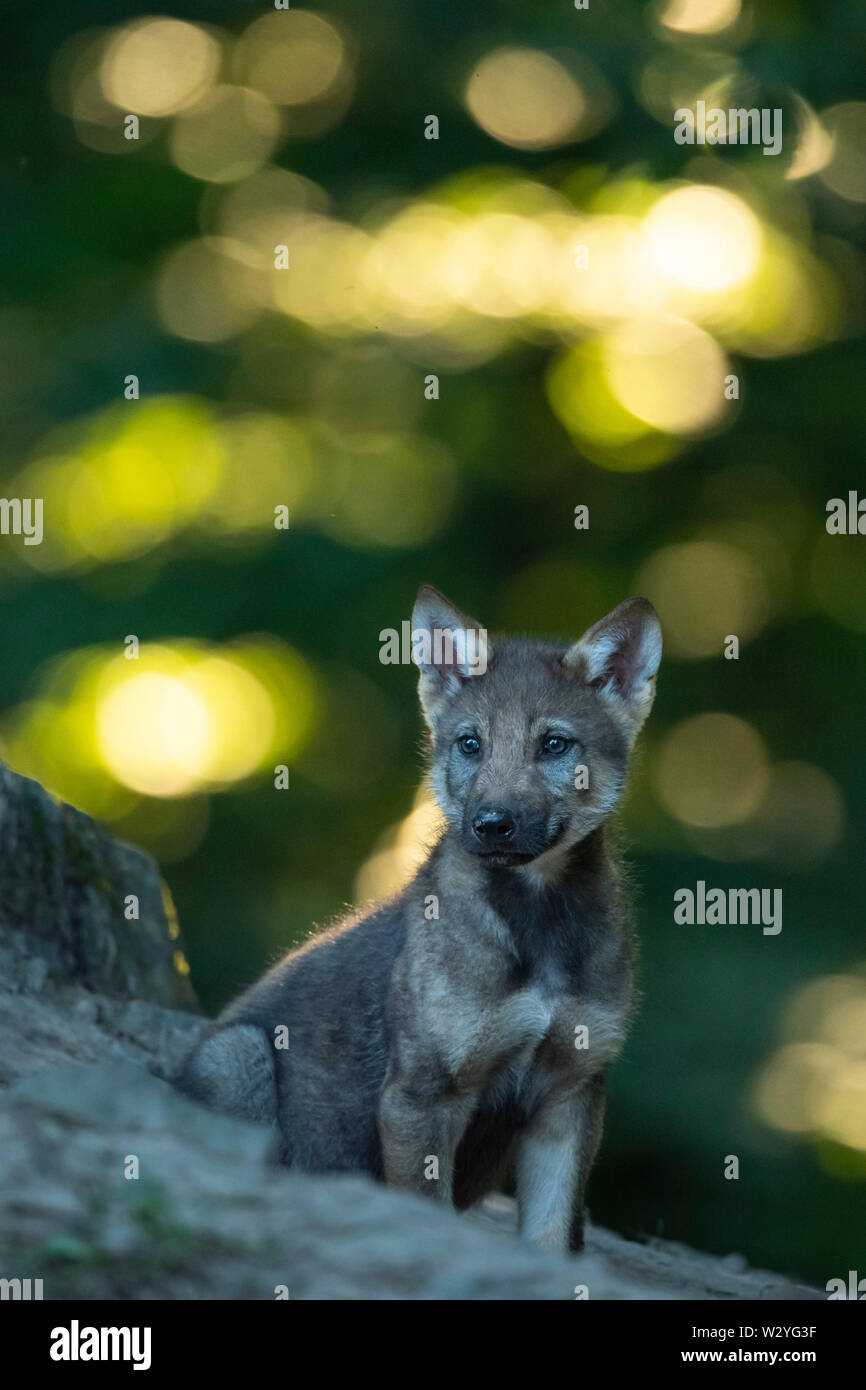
[{"xmin": 412, "ymin": 586, "xmax": 662, "ymax": 874}]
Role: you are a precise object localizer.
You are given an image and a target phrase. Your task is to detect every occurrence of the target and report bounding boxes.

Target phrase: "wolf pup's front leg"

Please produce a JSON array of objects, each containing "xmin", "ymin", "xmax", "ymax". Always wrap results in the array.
[
  {"xmin": 516, "ymin": 1074, "xmax": 606, "ymax": 1252},
  {"xmin": 378, "ymin": 1061, "xmax": 475, "ymax": 1203}
]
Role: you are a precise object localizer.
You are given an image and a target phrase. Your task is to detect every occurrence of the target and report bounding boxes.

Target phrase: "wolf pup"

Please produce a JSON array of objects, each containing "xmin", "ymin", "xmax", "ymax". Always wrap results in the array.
[{"xmin": 176, "ymin": 587, "xmax": 662, "ymax": 1252}]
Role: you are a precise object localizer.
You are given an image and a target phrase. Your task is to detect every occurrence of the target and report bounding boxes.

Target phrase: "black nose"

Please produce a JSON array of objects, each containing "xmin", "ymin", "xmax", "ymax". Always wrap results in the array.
[{"xmin": 472, "ymin": 807, "xmax": 516, "ymax": 843}]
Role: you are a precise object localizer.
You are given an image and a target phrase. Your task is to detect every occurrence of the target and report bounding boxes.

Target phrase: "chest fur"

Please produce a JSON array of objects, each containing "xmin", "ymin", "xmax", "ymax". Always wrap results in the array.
[
  {"xmin": 398, "ymin": 860, "xmax": 632, "ymax": 1100},
  {"xmin": 440, "ymin": 982, "xmax": 629, "ymax": 1103}
]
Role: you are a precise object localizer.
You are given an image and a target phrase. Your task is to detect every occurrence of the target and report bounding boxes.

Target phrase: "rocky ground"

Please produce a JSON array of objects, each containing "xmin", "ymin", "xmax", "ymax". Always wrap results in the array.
[{"xmin": 0, "ymin": 762, "xmax": 820, "ymax": 1299}]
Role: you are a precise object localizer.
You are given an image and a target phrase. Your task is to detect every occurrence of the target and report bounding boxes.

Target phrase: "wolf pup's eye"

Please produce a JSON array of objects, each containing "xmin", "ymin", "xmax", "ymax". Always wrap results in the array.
[
  {"xmin": 541, "ymin": 733, "xmax": 571, "ymax": 756},
  {"xmin": 457, "ymin": 734, "xmax": 481, "ymax": 756}
]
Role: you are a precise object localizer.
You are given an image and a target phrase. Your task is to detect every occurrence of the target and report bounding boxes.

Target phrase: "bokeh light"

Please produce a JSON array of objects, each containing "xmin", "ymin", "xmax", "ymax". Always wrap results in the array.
[
  {"xmin": 100, "ymin": 19, "xmax": 221, "ymax": 117},
  {"xmin": 270, "ymin": 215, "xmax": 372, "ymax": 331},
  {"xmin": 321, "ymin": 434, "xmax": 458, "ymax": 549},
  {"xmin": 16, "ymin": 398, "xmax": 224, "ymax": 569},
  {"xmin": 679, "ymin": 758, "xmax": 846, "ymax": 868},
  {"xmin": 50, "ymin": 30, "xmax": 161, "ymax": 154},
  {"xmin": 818, "ymin": 103, "xmax": 866, "ymax": 203},
  {"xmin": 547, "ymin": 340, "xmax": 679, "ymax": 472},
  {"xmin": 233, "ymin": 11, "xmax": 347, "ymax": 108},
  {"xmin": 156, "ymin": 236, "xmax": 266, "ymax": 342},
  {"xmin": 209, "ymin": 166, "xmax": 330, "ymax": 249},
  {"xmin": 205, "ymin": 414, "xmax": 315, "ymax": 536},
  {"xmin": 636, "ymin": 47, "xmax": 747, "ymax": 127},
  {"xmin": 658, "ymin": 0, "xmax": 742, "ymax": 37},
  {"xmin": 642, "ymin": 186, "xmax": 762, "ymax": 293},
  {"xmin": 602, "ymin": 317, "xmax": 729, "ymax": 435},
  {"xmin": 634, "ymin": 540, "xmax": 770, "ymax": 658},
  {"xmin": 465, "ymin": 48, "xmax": 592, "ymax": 151},
  {"xmin": 98, "ymin": 670, "xmax": 217, "ymax": 797},
  {"xmin": 654, "ymin": 713, "xmax": 770, "ymax": 828},
  {"xmin": 2, "ymin": 639, "xmax": 316, "ymax": 822},
  {"xmin": 746, "ymin": 762, "xmax": 845, "ymax": 870},
  {"xmin": 786, "ymin": 94, "xmax": 835, "ymax": 182},
  {"xmin": 356, "ymin": 791, "xmax": 444, "ymax": 904},
  {"xmin": 754, "ymin": 972, "xmax": 866, "ymax": 1153},
  {"xmin": 754, "ymin": 1043, "xmax": 844, "ymax": 1136},
  {"xmin": 170, "ymin": 85, "xmax": 280, "ymax": 184}
]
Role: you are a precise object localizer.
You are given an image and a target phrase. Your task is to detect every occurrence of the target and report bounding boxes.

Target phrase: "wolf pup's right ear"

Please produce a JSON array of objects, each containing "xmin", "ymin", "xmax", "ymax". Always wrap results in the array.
[
  {"xmin": 411, "ymin": 585, "xmax": 489, "ymax": 723},
  {"xmin": 562, "ymin": 596, "xmax": 662, "ymax": 733}
]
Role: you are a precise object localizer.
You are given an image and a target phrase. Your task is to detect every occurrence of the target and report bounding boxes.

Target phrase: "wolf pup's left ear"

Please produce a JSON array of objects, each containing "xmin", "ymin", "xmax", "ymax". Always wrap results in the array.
[
  {"xmin": 412, "ymin": 585, "xmax": 489, "ymax": 723},
  {"xmin": 562, "ymin": 596, "xmax": 662, "ymax": 732}
]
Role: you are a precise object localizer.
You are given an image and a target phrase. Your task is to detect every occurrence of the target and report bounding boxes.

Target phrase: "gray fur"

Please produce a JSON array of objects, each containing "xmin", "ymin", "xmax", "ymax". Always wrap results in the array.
[
  {"xmin": 175, "ymin": 587, "xmax": 662, "ymax": 1252},
  {"xmin": 177, "ymin": 1024, "xmax": 279, "ymax": 1127}
]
